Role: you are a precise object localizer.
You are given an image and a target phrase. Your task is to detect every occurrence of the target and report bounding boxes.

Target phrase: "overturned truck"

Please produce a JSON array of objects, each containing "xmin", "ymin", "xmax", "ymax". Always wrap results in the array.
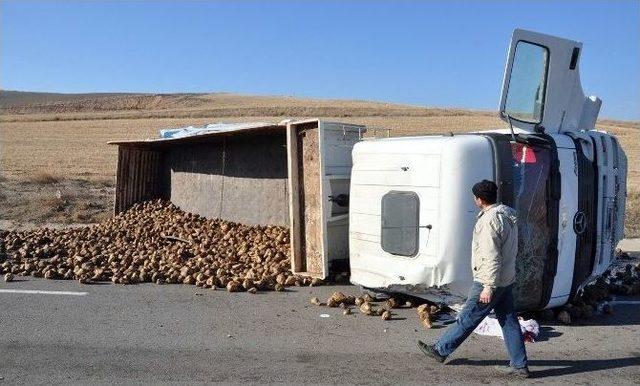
[
  {"xmin": 110, "ymin": 29, "xmax": 628, "ymax": 311},
  {"xmin": 348, "ymin": 29, "xmax": 627, "ymax": 310}
]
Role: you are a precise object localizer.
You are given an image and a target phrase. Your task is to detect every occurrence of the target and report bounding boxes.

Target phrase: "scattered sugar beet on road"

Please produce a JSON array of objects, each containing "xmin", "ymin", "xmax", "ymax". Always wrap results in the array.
[{"xmin": 0, "ymin": 276, "xmax": 639, "ymax": 385}]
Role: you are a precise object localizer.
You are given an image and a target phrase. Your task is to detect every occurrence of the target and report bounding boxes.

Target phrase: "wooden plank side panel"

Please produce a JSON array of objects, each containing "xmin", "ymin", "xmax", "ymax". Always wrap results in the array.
[
  {"xmin": 131, "ymin": 150, "xmax": 139, "ymax": 206},
  {"xmin": 286, "ymin": 124, "xmax": 303, "ymax": 273},
  {"xmin": 114, "ymin": 146, "xmax": 164, "ymax": 214},
  {"xmin": 130, "ymin": 149, "xmax": 139, "ymax": 209},
  {"xmin": 114, "ymin": 147, "xmax": 125, "ymax": 214},
  {"xmin": 117, "ymin": 147, "xmax": 131, "ymax": 214},
  {"xmin": 147, "ymin": 151, "xmax": 159, "ymax": 201},
  {"xmin": 140, "ymin": 151, "xmax": 148, "ymax": 202},
  {"xmin": 150, "ymin": 151, "xmax": 160, "ymax": 200},
  {"xmin": 136, "ymin": 150, "xmax": 144, "ymax": 203},
  {"xmin": 142, "ymin": 151, "xmax": 152, "ymax": 201},
  {"xmin": 298, "ymin": 124, "xmax": 324, "ymax": 276},
  {"xmin": 155, "ymin": 151, "xmax": 163, "ymax": 199},
  {"xmin": 114, "ymin": 148, "xmax": 121, "ymax": 213},
  {"xmin": 126, "ymin": 149, "xmax": 135, "ymax": 211}
]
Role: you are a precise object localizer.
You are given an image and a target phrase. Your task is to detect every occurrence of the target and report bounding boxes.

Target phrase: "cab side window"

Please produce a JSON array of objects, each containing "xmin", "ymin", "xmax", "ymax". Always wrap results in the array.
[{"xmin": 381, "ymin": 191, "xmax": 420, "ymax": 256}]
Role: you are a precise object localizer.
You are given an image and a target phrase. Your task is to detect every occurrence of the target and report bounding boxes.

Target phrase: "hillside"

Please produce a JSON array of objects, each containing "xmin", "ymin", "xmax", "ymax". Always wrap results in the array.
[
  {"xmin": 0, "ymin": 90, "xmax": 146, "ymax": 108},
  {"xmin": 0, "ymin": 90, "xmax": 495, "ymax": 122},
  {"xmin": 0, "ymin": 90, "xmax": 638, "ymax": 236}
]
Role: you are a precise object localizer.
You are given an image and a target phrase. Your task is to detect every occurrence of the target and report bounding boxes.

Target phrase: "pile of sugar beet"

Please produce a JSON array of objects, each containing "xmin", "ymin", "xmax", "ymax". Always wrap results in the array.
[
  {"xmin": 0, "ymin": 200, "xmax": 320, "ymax": 292},
  {"xmin": 535, "ymin": 256, "xmax": 640, "ymax": 325},
  {"xmin": 1, "ymin": 198, "xmax": 638, "ymax": 328}
]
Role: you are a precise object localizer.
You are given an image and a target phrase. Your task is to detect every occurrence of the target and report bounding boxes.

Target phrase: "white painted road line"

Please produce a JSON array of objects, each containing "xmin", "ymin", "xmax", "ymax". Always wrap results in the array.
[{"xmin": 0, "ymin": 289, "xmax": 88, "ymax": 296}]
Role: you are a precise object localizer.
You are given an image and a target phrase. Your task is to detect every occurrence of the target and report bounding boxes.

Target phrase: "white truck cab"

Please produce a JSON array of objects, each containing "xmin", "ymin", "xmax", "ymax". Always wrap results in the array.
[{"xmin": 348, "ymin": 29, "xmax": 627, "ymax": 310}]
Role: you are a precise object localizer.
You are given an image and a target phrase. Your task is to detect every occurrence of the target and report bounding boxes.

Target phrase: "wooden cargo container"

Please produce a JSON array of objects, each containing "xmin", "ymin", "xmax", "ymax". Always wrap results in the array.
[{"xmin": 109, "ymin": 119, "xmax": 365, "ymax": 279}]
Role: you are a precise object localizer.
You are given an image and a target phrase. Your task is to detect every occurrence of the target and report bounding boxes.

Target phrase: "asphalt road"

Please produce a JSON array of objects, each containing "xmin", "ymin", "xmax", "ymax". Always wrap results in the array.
[{"xmin": 1, "ymin": 272, "xmax": 639, "ymax": 386}]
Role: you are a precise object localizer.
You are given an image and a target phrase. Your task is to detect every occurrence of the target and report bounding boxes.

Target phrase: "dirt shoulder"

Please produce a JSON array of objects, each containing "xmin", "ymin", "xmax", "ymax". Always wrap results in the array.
[{"xmin": 0, "ymin": 176, "xmax": 114, "ymax": 226}]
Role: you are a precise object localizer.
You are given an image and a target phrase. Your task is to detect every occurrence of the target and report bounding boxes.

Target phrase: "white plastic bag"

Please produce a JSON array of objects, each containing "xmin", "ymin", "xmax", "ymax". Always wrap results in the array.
[{"xmin": 473, "ymin": 315, "xmax": 540, "ymax": 342}]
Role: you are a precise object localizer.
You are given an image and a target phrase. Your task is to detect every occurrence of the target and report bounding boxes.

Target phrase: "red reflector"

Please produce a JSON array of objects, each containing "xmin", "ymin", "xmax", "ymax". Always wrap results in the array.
[{"xmin": 512, "ymin": 143, "xmax": 538, "ymax": 163}]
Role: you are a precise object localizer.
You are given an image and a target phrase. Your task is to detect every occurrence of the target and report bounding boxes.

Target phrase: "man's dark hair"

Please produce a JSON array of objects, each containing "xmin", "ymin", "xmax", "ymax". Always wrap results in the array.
[{"xmin": 472, "ymin": 180, "xmax": 498, "ymax": 204}]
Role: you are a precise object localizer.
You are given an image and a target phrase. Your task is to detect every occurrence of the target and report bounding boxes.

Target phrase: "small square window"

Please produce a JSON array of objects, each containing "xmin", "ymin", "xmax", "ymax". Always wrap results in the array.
[{"xmin": 381, "ymin": 191, "xmax": 420, "ymax": 256}]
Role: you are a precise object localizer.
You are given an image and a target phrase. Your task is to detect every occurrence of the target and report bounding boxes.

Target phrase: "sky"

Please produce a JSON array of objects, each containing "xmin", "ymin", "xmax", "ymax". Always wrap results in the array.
[{"xmin": 1, "ymin": 0, "xmax": 638, "ymax": 120}]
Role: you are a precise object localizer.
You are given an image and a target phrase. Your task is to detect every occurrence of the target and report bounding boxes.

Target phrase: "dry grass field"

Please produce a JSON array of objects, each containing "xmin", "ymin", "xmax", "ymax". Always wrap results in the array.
[{"xmin": 0, "ymin": 91, "xmax": 638, "ymax": 237}]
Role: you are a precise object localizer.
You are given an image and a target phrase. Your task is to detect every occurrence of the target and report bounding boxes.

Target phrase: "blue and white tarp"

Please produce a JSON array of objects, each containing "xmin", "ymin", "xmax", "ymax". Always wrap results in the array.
[{"xmin": 159, "ymin": 122, "xmax": 272, "ymax": 139}]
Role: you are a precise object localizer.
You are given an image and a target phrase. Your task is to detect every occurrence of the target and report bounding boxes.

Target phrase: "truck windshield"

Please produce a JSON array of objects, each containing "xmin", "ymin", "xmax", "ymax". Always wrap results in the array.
[
  {"xmin": 510, "ymin": 142, "xmax": 554, "ymax": 310},
  {"xmin": 504, "ymin": 41, "xmax": 549, "ymax": 124}
]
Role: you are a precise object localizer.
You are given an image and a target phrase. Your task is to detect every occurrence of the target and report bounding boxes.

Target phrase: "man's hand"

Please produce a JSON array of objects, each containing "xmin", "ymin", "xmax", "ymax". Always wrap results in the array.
[{"xmin": 479, "ymin": 286, "xmax": 493, "ymax": 304}]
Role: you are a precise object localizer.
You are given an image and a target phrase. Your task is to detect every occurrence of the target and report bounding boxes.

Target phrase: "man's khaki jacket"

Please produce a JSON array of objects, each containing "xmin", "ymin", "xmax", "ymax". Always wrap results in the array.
[{"xmin": 471, "ymin": 203, "xmax": 518, "ymax": 288}]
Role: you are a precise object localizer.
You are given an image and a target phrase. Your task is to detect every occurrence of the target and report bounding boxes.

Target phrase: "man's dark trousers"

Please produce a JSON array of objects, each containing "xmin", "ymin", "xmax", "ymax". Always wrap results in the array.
[{"xmin": 434, "ymin": 281, "xmax": 528, "ymax": 368}]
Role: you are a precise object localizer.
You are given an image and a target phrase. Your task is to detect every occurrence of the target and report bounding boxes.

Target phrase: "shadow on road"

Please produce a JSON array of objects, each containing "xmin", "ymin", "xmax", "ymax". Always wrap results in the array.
[
  {"xmin": 532, "ymin": 326, "xmax": 562, "ymax": 341},
  {"xmin": 448, "ymin": 353, "xmax": 640, "ymax": 378}
]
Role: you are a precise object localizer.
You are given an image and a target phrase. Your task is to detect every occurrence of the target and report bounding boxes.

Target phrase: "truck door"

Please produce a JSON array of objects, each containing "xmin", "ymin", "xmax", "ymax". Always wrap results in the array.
[{"xmin": 499, "ymin": 29, "xmax": 598, "ymax": 134}]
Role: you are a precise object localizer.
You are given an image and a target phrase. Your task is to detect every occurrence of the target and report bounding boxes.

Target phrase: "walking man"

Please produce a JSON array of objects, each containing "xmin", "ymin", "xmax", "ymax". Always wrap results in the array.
[{"xmin": 417, "ymin": 179, "xmax": 529, "ymax": 378}]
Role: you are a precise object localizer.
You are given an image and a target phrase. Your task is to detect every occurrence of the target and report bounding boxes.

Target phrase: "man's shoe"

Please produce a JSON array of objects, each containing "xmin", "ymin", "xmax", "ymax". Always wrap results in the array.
[
  {"xmin": 494, "ymin": 365, "xmax": 530, "ymax": 378},
  {"xmin": 417, "ymin": 340, "xmax": 447, "ymax": 363}
]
